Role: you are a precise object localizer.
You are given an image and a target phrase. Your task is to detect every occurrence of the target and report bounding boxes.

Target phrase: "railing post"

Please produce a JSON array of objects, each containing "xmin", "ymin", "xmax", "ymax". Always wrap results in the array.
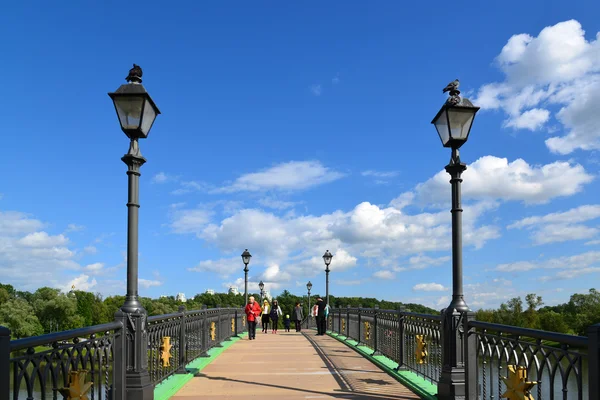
[
  {"xmin": 356, "ymin": 306, "xmax": 362, "ymax": 346},
  {"xmin": 214, "ymin": 307, "xmax": 223, "ymax": 347},
  {"xmin": 0, "ymin": 326, "xmax": 10, "ymax": 400},
  {"xmin": 201, "ymin": 305, "xmax": 209, "ymax": 357},
  {"xmin": 372, "ymin": 305, "xmax": 379, "ymax": 356},
  {"xmin": 588, "ymin": 324, "xmax": 600, "ymax": 399},
  {"xmin": 112, "ymin": 320, "xmax": 126, "ymax": 400},
  {"xmin": 438, "ymin": 309, "xmax": 475, "ymax": 400},
  {"xmin": 234, "ymin": 309, "xmax": 239, "ymax": 337},
  {"xmin": 395, "ymin": 306, "xmax": 406, "ymax": 371},
  {"xmin": 346, "ymin": 305, "xmax": 350, "ymax": 338},
  {"xmin": 463, "ymin": 311, "xmax": 477, "ymax": 400},
  {"xmin": 176, "ymin": 305, "xmax": 187, "ymax": 374},
  {"xmin": 338, "ymin": 306, "xmax": 341, "ymax": 335}
]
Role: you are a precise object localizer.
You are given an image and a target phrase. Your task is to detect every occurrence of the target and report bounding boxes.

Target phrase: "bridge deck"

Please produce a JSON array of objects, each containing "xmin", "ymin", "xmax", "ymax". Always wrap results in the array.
[{"xmin": 172, "ymin": 330, "xmax": 420, "ymax": 399}]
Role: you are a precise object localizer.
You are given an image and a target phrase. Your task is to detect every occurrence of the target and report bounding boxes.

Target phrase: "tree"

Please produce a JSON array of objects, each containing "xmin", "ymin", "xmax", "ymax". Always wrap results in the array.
[{"xmin": 0, "ymin": 298, "xmax": 43, "ymax": 339}]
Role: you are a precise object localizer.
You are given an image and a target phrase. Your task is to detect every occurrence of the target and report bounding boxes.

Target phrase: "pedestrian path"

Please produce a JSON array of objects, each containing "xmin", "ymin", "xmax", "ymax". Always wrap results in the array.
[{"xmin": 171, "ymin": 330, "xmax": 421, "ymax": 399}]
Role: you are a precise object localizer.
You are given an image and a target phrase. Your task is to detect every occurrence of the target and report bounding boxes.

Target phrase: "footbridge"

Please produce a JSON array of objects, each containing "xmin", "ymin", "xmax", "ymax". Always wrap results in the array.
[{"xmin": 3, "ymin": 305, "xmax": 598, "ymax": 399}]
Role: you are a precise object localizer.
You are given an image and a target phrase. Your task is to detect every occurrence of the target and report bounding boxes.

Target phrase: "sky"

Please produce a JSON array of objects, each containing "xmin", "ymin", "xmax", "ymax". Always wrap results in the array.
[{"xmin": 0, "ymin": 1, "xmax": 599, "ymax": 311}]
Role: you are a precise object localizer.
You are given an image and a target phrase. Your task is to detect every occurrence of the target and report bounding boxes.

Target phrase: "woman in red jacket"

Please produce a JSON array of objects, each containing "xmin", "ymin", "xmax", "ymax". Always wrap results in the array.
[{"xmin": 244, "ymin": 296, "xmax": 261, "ymax": 340}]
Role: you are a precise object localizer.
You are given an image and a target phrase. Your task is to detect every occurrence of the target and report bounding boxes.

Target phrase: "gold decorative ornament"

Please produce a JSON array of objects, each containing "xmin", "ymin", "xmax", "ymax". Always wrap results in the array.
[
  {"xmin": 58, "ymin": 370, "xmax": 93, "ymax": 400},
  {"xmin": 160, "ymin": 337, "xmax": 172, "ymax": 367},
  {"xmin": 415, "ymin": 335, "xmax": 428, "ymax": 364},
  {"xmin": 231, "ymin": 318, "xmax": 235, "ymax": 332},
  {"xmin": 210, "ymin": 321, "xmax": 216, "ymax": 341},
  {"xmin": 501, "ymin": 365, "xmax": 536, "ymax": 400},
  {"xmin": 341, "ymin": 318, "xmax": 346, "ymax": 332},
  {"xmin": 364, "ymin": 321, "xmax": 370, "ymax": 340},
  {"xmin": 242, "ymin": 315, "xmax": 246, "ymax": 326}
]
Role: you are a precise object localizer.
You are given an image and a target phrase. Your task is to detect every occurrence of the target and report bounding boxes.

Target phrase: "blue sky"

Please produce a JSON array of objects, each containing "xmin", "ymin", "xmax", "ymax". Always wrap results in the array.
[{"xmin": 1, "ymin": 2, "xmax": 599, "ymax": 310}]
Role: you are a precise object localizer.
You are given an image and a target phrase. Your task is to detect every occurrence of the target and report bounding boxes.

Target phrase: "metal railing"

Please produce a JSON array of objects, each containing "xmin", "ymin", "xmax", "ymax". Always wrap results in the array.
[
  {"xmin": 2, "ymin": 306, "xmax": 243, "ymax": 400},
  {"xmin": 329, "ymin": 306, "xmax": 599, "ymax": 400}
]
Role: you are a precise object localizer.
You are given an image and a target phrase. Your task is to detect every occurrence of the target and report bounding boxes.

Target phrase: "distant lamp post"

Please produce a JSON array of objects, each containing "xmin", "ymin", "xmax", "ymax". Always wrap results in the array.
[
  {"xmin": 306, "ymin": 281, "xmax": 312, "ymax": 328},
  {"xmin": 432, "ymin": 79, "xmax": 479, "ymax": 400},
  {"xmin": 259, "ymin": 280, "xmax": 265, "ymax": 303},
  {"xmin": 241, "ymin": 249, "xmax": 252, "ymax": 305},
  {"xmin": 322, "ymin": 250, "xmax": 333, "ymax": 306},
  {"xmin": 109, "ymin": 64, "xmax": 160, "ymax": 400}
]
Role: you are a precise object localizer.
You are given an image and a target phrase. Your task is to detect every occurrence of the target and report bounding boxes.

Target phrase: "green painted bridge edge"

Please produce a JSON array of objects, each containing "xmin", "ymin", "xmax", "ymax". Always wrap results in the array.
[
  {"xmin": 326, "ymin": 332, "xmax": 438, "ymax": 400},
  {"xmin": 154, "ymin": 332, "xmax": 248, "ymax": 400}
]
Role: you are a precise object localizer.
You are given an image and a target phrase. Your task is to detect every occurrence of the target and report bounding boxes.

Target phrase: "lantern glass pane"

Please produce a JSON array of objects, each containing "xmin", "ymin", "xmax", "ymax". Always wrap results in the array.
[
  {"xmin": 114, "ymin": 96, "xmax": 144, "ymax": 130},
  {"xmin": 140, "ymin": 99, "xmax": 157, "ymax": 136},
  {"xmin": 448, "ymin": 108, "xmax": 475, "ymax": 141},
  {"xmin": 434, "ymin": 109, "xmax": 450, "ymax": 146},
  {"xmin": 242, "ymin": 255, "xmax": 251, "ymax": 264}
]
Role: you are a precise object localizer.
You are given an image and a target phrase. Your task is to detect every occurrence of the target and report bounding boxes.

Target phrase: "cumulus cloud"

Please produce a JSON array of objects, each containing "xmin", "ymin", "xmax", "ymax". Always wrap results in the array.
[
  {"xmin": 258, "ymin": 197, "xmax": 298, "ymax": 210},
  {"xmin": 413, "ymin": 283, "xmax": 447, "ymax": 292},
  {"xmin": 66, "ymin": 224, "xmax": 85, "ymax": 233},
  {"xmin": 508, "ymin": 204, "xmax": 600, "ymax": 245},
  {"xmin": 188, "ymin": 257, "xmax": 240, "ymax": 278},
  {"xmin": 139, "ymin": 279, "xmax": 163, "ymax": 289},
  {"xmin": 496, "ymin": 251, "xmax": 600, "ymax": 278},
  {"xmin": 373, "ymin": 270, "xmax": 395, "ymax": 280},
  {"xmin": 152, "ymin": 172, "xmax": 172, "ymax": 184},
  {"xmin": 474, "ymin": 20, "xmax": 600, "ymax": 154},
  {"xmin": 169, "ymin": 209, "xmax": 213, "ymax": 234},
  {"xmin": 64, "ymin": 274, "xmax": 97, "ymax": 293},
  {"xmin": 213, "ymin": 161, "xmax": 344, "ymax": 193},
  {"xmin": 397, "ymin": 155, "xmax": 593, "ymax": 206}
]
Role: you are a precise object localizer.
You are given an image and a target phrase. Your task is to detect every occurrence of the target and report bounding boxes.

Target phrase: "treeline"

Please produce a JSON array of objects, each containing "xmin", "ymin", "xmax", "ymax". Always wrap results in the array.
[
  {"xmin": 0, "ymin": 283, "xmax": 435, "ymax": 339},
  {"xmin": 475, "ymin": 289, "xmax": 600, "ymax": 336}
]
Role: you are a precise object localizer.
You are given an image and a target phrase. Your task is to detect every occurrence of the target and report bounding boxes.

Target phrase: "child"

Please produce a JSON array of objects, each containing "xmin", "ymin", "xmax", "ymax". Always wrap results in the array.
[{"xmin": 284, "ymin": 314, "xmax": 291, "ymax": 332}]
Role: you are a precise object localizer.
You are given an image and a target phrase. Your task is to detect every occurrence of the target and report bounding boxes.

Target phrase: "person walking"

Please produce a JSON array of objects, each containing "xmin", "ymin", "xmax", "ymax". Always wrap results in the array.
[
  {"xmin": 284, "ymin": 314, "xmax": 291, "ymax": 332},
  {"xmin": 316, "ymin": 297, "xmax": 326, "ymax": 335},
  {"xmin": 293, "ymin": 302, "xmax": 303, "ymax": 332},
  {"xmin": 269, "ymin": 299, "xmax": 283, "ymax": 333},
  {"xmin": 244, "ymin": 296, "xmax": 261, "ymax": 340},
  {"xmin": 261, "ymin": 299, "xmax": 271, "ymax": 333}
]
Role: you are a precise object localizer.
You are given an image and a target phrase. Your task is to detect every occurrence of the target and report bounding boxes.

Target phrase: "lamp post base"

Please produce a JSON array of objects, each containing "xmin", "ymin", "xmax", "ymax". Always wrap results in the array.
[{"xmin": 125, "ymin": 371, "xmax": 154, "ymax": 400}]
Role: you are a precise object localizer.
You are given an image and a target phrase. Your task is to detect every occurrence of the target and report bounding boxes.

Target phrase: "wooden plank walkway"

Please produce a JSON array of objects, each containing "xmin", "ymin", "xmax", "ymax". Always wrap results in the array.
[{"xmin": 171, "ymin": 330, "xmax": 421, "ymax": 399}]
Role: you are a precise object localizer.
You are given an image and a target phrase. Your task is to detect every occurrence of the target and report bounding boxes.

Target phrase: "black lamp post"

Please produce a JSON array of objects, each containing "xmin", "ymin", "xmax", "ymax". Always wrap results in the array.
[
  {"xmin": 306, "ymin": 281, "xmax": 312, "ymax": 329},
  {"xmin": 432, "ymin": 79, "xmax": 479, "ymax": 400},
  {"xmin": 322, "ymin": 250, "xmax": 333, "ymax": 307},
  {"xmin": 109, "ymin": 64, "xmax": 160, "ymax": 400},
  {"xmin": 241, "ymin": 249, "xmax": 252, "ymax": 305},
  {"xmin": 259, "ymin": 280, "xmax": 265, "ymax": 303}
]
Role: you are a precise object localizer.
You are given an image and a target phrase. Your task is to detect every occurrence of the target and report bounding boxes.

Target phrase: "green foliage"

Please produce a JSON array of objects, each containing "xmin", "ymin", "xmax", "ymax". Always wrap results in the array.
[{"xmin": 2, "ymin": 282, "xmax": 597, "ymax": 338}]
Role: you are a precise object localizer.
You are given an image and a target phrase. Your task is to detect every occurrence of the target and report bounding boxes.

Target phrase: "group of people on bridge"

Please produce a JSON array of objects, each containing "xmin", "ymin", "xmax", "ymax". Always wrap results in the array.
[{"xmin": 244, "ymin": 296, "xmax": 330, "ymax": 339}]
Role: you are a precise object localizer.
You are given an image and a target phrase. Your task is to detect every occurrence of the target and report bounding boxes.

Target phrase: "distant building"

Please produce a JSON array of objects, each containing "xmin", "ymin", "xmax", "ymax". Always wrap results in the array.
[
  {"xmin": 175, "ymin": 293, "xmax": 186, "ymax": 302},
  {"xmin": 205, "ymin": 289, "xmax": 215, "ymax": 295},
  {"xmin": 228, "ymin": 286, "xmax": 239, "ymax": 295},
  {"xmin": 263, "ymin": 290, "xmax": 272, "ymax": 301}
]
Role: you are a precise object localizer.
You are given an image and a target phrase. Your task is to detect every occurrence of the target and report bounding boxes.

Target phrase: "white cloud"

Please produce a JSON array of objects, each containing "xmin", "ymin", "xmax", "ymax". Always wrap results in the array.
[
  {"xmin": 413, "ymin": 283, "xmax": 447, "ymax": 292},
  {"xmin": 18, "ymin": 232, "xmax": 69, "ymax": 248},
  {"xmin": 373, "ymin": 270, "xmax": 395, "ymax": 280},
  {"xmin": 399, "ymin": 155, "xmax": 593, "ymax": 206},
  {"xmin": 508, "ymin": 205, "xmax": 600, "ymax": 245},
  {"xmin": 258, "ymin": 197, "xmax": 298, "ymax": 210},
  {"xmin": 66, "ymin": 224, "xmax": 85, "ymax": 233},
  {"xmin": 169, "ymin": 209, "xmax": 212, "ymax": 234},
  {"xmin": 83, "ymin": 262, "xmax": 104, "ymax": 275},
  {"xmin": 496, "ymin": 251, "xmax": 600, "ymax": 277},
  {"xmin": 475, "ymin": 20, "xmax": 600, "ymax": 154},
  {"xmin": 362, "ymin": 170, "xmax": 399, "ymax": 178},
  {"xmin": 188, "ymin": 257, "xmax": 239, "ymax": 278},
  {"xmin": 83, "ymin": 246, "xmax": 97, "ymax": 254},
  {"xmin": 139, "ymin": 279, "xmax": 163, "ymax": 288},
  {"xmin": 310, "ymin": 84, "xmax": 322, "ymax": 96},
  {"xmin": 335, "ymin": 279, "xmax": 362, "ymax": 286},
  {"xmin": 213, "ymin": 161, "xmax": 344, "ymax": 193},
  {"xmin": 64, "ymin": 274, "xmax": 97, "ymax": 293},
  {"xmin": 152, "ymin": 172, "xmax": 171, "ymax": 184}
]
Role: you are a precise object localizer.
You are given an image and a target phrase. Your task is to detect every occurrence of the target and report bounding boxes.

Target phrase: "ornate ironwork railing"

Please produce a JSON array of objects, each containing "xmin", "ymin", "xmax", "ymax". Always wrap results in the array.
[
  {"xmin": 329, "ymin": 307, "xmax": 442, "ymax": 384},
  {"xmin": 2, "ymin": 306, "xmax": 243, "ymax": 400},
  {"xmin": 470, "ymin": 321, "xmax": 589, "ymax": 400},
  {"xmin": 329, "ymin": 306, "xmax": 599, "ymax": 399}
]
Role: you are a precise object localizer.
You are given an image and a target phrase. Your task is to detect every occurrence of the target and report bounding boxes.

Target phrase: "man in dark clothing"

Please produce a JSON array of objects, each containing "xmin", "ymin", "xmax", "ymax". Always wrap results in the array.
[{"xmin": 316, "ymin": 298, "xmax": 326, "ymax": 335}]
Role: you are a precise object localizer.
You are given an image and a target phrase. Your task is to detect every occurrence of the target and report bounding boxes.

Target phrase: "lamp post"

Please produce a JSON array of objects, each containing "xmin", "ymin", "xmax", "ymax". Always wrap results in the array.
[
  {"xmin": 432, "ymin": 79, "xmax": 479, "ymax": 400},
  {"xmin": 322, "ymin": 250, "xmax": 333, "ymax": 307},
  {"xmin": 259, "ymin": 280, "xmax": 265, "ymax": 303},
  {"xmin": 109, "ymin": 64, "xmax": 160, "ymax": 400},
  {"xmin": 306, "ymin": 281, "xmax": 312, "ymax": 329},
  {"xmin": 241, "ymin": 249, "xmax": 252, "ymax": 305}
]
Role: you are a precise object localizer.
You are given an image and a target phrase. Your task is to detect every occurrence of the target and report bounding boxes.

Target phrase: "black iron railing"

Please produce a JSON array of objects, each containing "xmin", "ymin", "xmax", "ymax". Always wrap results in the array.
[
  {"xmin": 329, "ymin": 306, "xmax": 599, "ymax": 399},
  {"xmin": 2, "ymin": 306, "xmax": 243, "ymax": 400}
]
